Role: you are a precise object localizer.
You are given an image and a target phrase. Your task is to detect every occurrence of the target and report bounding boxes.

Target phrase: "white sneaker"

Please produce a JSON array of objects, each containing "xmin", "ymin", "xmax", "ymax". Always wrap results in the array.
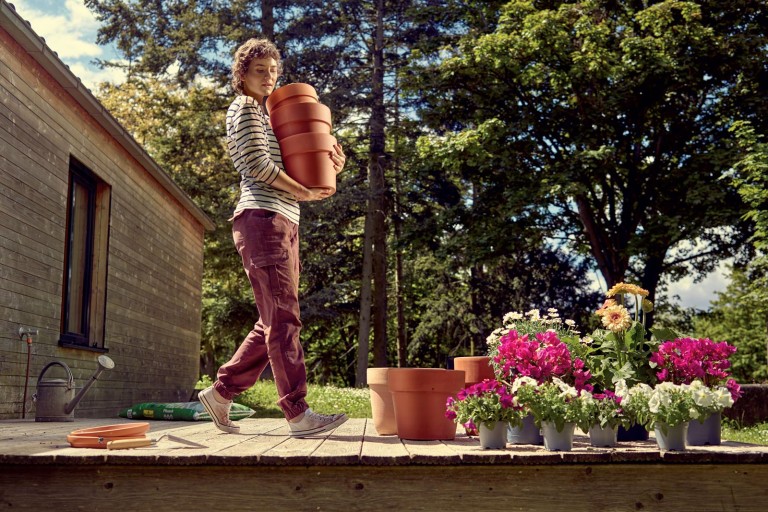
[
  {"xmin": 199, "ymin": 386, "xmax": 240, "ymax": 434},
  {"xmin": 289, "ymin": 408, "xmax": 348, "ymax": 437}
]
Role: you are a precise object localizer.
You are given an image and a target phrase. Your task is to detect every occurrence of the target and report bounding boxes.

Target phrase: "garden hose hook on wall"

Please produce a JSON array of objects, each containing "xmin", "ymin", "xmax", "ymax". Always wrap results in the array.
[{"xmin": 19, "ymin": 326, "xmax": 38, "ymax": 419}]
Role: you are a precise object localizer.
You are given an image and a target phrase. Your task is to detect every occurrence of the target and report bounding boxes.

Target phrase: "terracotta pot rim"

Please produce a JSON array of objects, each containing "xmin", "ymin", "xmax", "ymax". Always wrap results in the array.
[
  {"xmin": 367, "ymin": 367, "xmax": 393, "ymax": 386},
  {"xmin": 270, "ymin": 102, "xmax": 331, "ymax": 126},
  {"xmin": 265, "ymin": 83, "xmax": 318, "ymax": 112},
  {"xmin": 280, "ymin": 132, "xmax": 337, "ymax": 155},
  {"xmin": 387, "ymin": 368, "xmax": 465, "ymax": 393},
  {"xmin": 70, "ymin": 422, "xmax": 150, "ymax": 437}
]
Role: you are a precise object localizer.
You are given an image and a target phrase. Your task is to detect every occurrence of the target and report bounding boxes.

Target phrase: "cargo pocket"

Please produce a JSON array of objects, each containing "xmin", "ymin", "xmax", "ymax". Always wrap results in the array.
[{"xmin": 250, "ymin": 249, "xmax": 289, "ymax": 297}]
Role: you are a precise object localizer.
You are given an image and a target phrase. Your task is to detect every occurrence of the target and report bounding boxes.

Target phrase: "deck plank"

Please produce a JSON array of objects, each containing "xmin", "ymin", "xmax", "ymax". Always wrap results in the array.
[
  {"xmin": 360, "ymin": 418, "xmax": 411, "ymax": 465},
  {"xmin": 307, "ymin": 417, "xmax": 365, "ymax": 465}
]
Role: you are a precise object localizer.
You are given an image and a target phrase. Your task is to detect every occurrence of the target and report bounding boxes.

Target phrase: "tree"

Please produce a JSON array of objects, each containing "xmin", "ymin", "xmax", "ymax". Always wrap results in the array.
[
  {"xmin": 96, "ymin": 77, "xmax": 248, "ymax": 376},
  {"xmin": 405, "ymin": 0, "xmax": 765, "ymax": 314},
  {"xmin": 87, "ymin": 0, "xmax": 468, "ymax": 383}
]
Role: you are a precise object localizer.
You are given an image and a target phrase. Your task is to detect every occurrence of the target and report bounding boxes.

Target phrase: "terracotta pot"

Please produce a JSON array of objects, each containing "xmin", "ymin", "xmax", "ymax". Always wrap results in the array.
[
  {"xmin": 367, "ymin": 367, "xmax": 397, "ymax": 435},
  {"xmin": 67, "ymin": 422, "xmax": 150, "ymax": 449},
  {"xmin": 387, "ymin": 368, "xmax": 465, "ymax": 441},
  {"xmin": 279, "ymin": 132, "xmax": 337, "ymax": 195},
  {"xmin": 265, "ymin": 83, "xmax": 318, "ymax": 115},
  {"xmin": 453, "ymin": 356, "xmax": 495, "ymax": 386},
  {"xmin": 270, "ymin": 102, "xmax": 332, "ymax": 141}
]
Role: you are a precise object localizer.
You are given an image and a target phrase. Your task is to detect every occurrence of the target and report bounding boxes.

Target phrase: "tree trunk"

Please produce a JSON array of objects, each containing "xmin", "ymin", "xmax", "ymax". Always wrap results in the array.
[
  {"xmin": 262, "ymin": 0, "xmax": 275, "ymax": 40},
  {"xmin": 640, "ymin": 252, "xmax": 666, "ymax": 331},
  {"xmin": 575, "ymin": 193, "xmax": 628, "ymax": 288},
  {"xmin": 355, "ymin": 213, "xmax": 374, "ymax": 386},
  {"xmin": 370, "ymin": 0, "xmax": 389, "ymax": 368}
]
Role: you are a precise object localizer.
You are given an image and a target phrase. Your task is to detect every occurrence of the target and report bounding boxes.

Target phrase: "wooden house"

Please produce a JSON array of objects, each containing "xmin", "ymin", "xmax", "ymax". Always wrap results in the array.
[{"xmin": 0, "ymin": 0, "xmax": 215, "ymax": 420}]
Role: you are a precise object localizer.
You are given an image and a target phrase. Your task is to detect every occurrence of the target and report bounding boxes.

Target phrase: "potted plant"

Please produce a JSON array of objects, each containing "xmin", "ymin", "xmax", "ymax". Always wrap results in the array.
[
  {"xmin": 577, "ymin": 389, "xmax": 628, "ymax": 447},
  {"xmin": 650, "ymin": 337, "xmax": 742, "ymax": 445},
  {"xmin": 512, "ymin": 377, "xmax": 592, "ymax": 452},
  {"xmin": 445, "ymin": 379, "xmax": 523, "ymax": 449},
  {"xmin": 615, "ymin": 380, "xmax": 699, "ymax": 451},
  {"xmin": 585, "ymin": 283, "xmax": 681, "ymax": 440}
]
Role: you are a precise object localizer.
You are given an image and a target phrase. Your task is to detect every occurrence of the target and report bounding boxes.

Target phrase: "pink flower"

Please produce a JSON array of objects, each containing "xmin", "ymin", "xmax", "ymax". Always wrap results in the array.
[
  {"xmin": 493, "ymin": 328, "xmax": 592, "ymax": 391},
  {"xmin": 652, "ymin": 338, "xmax": 738, "ymax": 388}
]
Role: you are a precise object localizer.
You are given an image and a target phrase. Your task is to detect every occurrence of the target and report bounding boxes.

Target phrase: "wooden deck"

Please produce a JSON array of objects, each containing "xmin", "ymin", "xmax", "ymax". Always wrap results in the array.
[{"xmin": 2, "ymin": 417, "xmax": 768, "ymax": 511}]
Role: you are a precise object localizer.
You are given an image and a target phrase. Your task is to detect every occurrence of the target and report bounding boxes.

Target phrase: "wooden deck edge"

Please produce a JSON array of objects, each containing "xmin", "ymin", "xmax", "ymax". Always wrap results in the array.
[
  {"xmin": 1, "ymin": 448, "xmax": 765, "ymax": 466},
  {"xmin": 2, "ymin": 463, "xmax": 767, "ymax": 511}
]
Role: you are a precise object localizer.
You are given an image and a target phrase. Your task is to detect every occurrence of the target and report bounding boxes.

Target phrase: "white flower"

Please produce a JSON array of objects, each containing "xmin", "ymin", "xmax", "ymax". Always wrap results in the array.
[
  {"xmin": 503, "ymin": 311, "xmax": 523, "ymax": 324},
  {"xmin": 648, "ymin": 392, "xmax": 661, "ymax": 413},
  {"xmin": 689, "ymin": 408, "xmax": 700, "ymax": 419},
  {"xmin": 525, "ymin": 309, "xmax": 541, "ymax": 321},
  {"xmin": 553, "ymin": 377, "xmax": 577, "ymax": 397},
  {"xmin": 565, "ymin": 319, "xmax": 576, "ymax": 327},
  {"xmin": 512, "ymin": 376, "xmax": 538, "ymax": 392},
  {"xmin": 692, "ymin": 387, "xmax": 714, "ymax": 408},
  {"xmin": 713, "ymin": 387, "xmax": 734, "ymax": 409},
  {"xmin": 614, "ymin": 379, "xmax": 629, "ymax": 398}
]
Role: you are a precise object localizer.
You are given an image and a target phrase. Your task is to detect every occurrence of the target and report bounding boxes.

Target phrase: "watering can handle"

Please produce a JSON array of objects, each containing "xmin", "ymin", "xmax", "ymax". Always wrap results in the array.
[{"xmin": 37, "ymin": 361, "xmax": 74, "ymax": 389}]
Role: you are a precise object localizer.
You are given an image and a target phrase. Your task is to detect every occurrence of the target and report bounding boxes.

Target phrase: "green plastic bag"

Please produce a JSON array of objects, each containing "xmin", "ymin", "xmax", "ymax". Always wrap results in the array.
[{"xmin": 118, "ymin": 401, "xmax": 255, "ymax": 421}]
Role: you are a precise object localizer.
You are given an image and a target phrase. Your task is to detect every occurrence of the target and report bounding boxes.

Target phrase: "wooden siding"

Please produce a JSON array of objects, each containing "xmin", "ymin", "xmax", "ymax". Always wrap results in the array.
[
  {"xmin": 0, "ymin": 22, "xmax": 208, "ymax": 419},
  {"xmin": 1, "ymin": 418, "xmax": 767, "ymax": 511}
]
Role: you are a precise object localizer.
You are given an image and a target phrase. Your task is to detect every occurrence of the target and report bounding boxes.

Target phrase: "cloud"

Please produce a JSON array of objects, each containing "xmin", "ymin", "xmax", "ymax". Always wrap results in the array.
[{"xmin": 12, "ymin": 0, "xmax": 126, "ymax": 87}]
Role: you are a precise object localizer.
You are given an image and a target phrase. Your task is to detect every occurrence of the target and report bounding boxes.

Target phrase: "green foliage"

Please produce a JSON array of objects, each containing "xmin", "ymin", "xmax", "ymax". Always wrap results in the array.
[
  {"xmin": 89, "ymin": 1, "xmax": 768, "ymax": 386},
  {"xmin": 406, "ymin": 0, "xmax": 763, "ymax": 302},
  {"xmin": 692, "ymin": 267, "xmax": 768, "ymax": 383}
]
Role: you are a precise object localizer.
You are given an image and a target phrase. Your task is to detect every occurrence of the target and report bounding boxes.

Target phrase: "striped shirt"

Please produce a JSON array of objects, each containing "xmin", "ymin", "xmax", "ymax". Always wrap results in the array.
[{"xmin": 226, "ymin": 95, "xmax": 300, "ymax": 224}]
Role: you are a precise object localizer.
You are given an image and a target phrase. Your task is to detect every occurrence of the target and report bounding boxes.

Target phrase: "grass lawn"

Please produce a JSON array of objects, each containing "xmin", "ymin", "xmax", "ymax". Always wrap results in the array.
[
  {"xmin": 197, "ymin": 378, "xmax": 372, "ymax": 419},
  {"xmin": 198, "ymin": 378, "xmax": 768, "ymax": 445},
  {"xmin": 722, "ymin": 420, "xmax": 768, "ymax": 445}
]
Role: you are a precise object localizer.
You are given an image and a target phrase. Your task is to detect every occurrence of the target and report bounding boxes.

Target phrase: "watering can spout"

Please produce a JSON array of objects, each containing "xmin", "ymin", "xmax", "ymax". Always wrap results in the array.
[{"xmin": 64, "ymin": 355, "xmax": 115, "ymax": 414}]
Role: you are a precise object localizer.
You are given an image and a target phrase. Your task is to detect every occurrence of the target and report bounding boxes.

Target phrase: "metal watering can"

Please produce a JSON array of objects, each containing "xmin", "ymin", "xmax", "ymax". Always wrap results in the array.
[{"xmin": 33, "ymin": 355, "xmax": 115, "ymax": 422}]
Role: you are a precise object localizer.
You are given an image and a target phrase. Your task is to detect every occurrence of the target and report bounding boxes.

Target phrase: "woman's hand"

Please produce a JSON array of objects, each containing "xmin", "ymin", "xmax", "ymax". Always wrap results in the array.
[
  {"xmin": 294, "ymin": 187, "xmax": 329, "ymax": 202},
  {"xmin": 330, "ymin": 143, "xmax": 346, "ymax": 175}
]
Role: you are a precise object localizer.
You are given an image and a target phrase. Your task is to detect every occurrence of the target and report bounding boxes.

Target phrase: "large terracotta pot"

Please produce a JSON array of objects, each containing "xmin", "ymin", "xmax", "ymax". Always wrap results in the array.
[
  {"xmin": 367, "ymin": 367, "xmax": 397, "ymax": 435},
  {"xmin": 453, "ymin": 356, "xmax": 495, "ymax": 386},
  {"xmin": 388, "ymin": 368, "xmax": 465, "ymax": 441},
  {"xmin": 279, "ymin": 132, "xmax": 337, "ymax": 194},
  {"xmin": 265, "ymin": 83, "xmax": 318, "ymax": 115},
  {"xmin": 270, "ymin": 102, "xmax": 332, "ymax": 141}
]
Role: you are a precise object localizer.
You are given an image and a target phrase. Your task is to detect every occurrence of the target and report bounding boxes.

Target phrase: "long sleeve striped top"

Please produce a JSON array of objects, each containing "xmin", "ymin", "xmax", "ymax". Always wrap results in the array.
[{"xmin": 226, "ymin": 95, "xmax": 300, "ymax": 224}]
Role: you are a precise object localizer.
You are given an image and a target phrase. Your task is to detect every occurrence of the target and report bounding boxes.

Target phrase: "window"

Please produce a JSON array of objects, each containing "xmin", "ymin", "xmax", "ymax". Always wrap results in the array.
[{"xmin": 60, "ymin": 158, "xmax": 111, "ymax": 350}]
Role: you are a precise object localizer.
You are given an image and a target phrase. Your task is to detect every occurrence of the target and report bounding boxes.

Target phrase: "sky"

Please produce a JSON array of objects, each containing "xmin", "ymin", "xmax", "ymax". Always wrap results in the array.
[
  {"xmin": 10, "ymin": 1, "xmax": 733, "ymax": 311},
  {"xmin": 10, "ymin": 0, "xmax": 126, "ymax": 89}
]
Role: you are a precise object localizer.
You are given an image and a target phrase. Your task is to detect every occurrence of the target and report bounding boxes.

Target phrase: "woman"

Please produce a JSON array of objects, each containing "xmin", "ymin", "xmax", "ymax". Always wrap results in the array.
[{"xmin": 199, "ymin": 38, "xmax": 347, "ymax": 437}]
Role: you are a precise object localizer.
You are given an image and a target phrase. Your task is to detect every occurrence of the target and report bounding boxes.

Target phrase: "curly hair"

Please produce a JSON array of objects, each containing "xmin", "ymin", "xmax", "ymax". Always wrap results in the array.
[{"xmin": 231, "ymin": 38, "xmax": 283, "ymax": 95}]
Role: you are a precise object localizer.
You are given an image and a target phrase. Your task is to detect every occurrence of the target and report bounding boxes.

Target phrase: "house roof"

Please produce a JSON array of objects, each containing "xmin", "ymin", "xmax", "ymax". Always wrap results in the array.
[{"xmin": 0, "ymin": 0, "xmax": 216, "ymax": 231}]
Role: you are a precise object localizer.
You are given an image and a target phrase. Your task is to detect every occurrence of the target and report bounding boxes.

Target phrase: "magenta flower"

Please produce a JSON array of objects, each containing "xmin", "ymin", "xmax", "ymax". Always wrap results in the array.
[
  {"xmin": 492, "ymin": 329, "xmax": 592, "ymax": 391},
  {"xmin": 651, "ymin": 338, "xmax": 738, "ymax": 388}
]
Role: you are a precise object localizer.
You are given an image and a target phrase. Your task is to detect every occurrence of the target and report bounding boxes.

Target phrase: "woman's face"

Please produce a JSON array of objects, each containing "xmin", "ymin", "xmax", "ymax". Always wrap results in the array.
[{"xmin": 243, "ymin": 57, "xmax": 279, "ymax": 102}]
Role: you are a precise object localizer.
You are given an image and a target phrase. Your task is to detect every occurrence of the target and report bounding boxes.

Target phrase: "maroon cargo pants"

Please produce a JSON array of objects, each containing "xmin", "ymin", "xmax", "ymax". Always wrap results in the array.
[{"xmin": 214, "ymin": 208, "xmax": 309, "ymax": 420}]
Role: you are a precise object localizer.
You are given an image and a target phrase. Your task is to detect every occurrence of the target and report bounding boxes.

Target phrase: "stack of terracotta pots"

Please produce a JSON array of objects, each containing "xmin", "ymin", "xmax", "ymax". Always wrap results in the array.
[{"xmin": 265, "ymin": 83, "xmax": 337, "ymax": 196}]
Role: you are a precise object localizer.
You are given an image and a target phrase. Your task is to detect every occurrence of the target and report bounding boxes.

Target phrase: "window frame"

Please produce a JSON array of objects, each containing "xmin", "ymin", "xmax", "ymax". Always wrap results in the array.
[{"xmin": 59, "ymin": 157, "xmax": 111, "ymax": 352}]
